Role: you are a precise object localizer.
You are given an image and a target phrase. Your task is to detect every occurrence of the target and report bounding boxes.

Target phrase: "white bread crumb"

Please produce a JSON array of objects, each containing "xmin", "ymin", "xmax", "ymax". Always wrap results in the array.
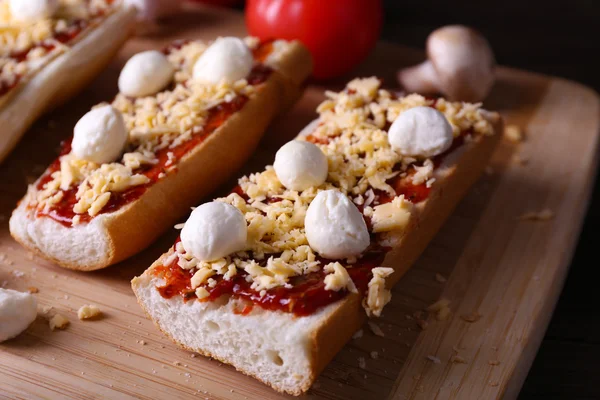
[
  {"xmin": 49, "ymin": 314, "xmax": 69, "ymax": 331},
  {"xmin": 77, "ymin": 305, "xmax": 102, "ymax": 320}
]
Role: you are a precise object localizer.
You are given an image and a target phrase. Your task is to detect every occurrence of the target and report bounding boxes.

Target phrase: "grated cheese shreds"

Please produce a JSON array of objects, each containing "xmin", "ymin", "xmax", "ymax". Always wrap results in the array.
[
  {"xmin": 28, "ymin": 37, "xmax": 290, "ymax": 220},
  {"xmin": 1, "ymin": 0, "xmax": 116, "ymax": 97},
  {"xmin": 172, "ymin": 78, "xmax": 497, "ymax": 316}
]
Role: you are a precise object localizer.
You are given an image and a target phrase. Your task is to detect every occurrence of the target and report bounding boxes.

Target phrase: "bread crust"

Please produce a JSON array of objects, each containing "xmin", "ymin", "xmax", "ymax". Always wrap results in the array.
[
  {"xmin": 10, "ymin": 42, "xmax": 313, "ymax": 271},
  {"xmin": 131, "ymin": 117, "xmax": 502, "ymax": 395},
  {"xmin": 0, "ymin": 7, "xmax": 138, "ymax": 163}
]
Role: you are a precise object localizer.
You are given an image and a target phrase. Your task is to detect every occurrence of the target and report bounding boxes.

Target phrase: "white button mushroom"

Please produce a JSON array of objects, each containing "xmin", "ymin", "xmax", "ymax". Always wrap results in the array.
[
  {"xmin": 123, "ymin": 0, "xmax": 184, "ymax": 21},
  {"xmin": 118, "ymin": 50, "xmax": 174, "ymax": 98},
  {"xmin": 9, "ymin": 0, "xmax": 59, "ymax": 22},
  {"xmin": 397, "ymin": 25, "xmax": 496, "ymax": 102},
  {"xmin": 274, "ymin": 140, "xmax": 328, "ymax": 191},
  {"xmin": 72, "ymin": 105, "xmax": 128, "ymax": 164},
  {"xmin": 0, "ymin": 288, "xmax": 38, "ymax": 342},
  {"xmin": 193, "ymin": 37, "xmax": 254, "ymax": 84},
  {"xmin": 305, "ymin": 190, "xmax": 370, "ymax": 259},
  {"xmin": 181, "ymin": 201, "xmax": 247, "ymax": 261},
  {"xmin": 388, "ymin": 106, "xmax": 453, "ymax": 158}
]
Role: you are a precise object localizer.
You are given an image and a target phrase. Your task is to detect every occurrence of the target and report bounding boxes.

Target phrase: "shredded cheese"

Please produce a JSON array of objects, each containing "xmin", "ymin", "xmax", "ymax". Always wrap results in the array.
[
  {"xmin": 28, "ymin": 37, "xmax": 289, "ymax": 221},
  {"xmin": 170, "ymin": 78, "xmax": 497, "ymax": 316}
]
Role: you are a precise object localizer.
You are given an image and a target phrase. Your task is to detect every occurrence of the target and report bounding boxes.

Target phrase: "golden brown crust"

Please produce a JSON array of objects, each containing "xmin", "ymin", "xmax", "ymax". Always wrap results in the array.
[
  {"xmin": 0, "ymin": 7, "xmax": 137, "ymax": 162},
  {"xmin": 11, "ymin": 42, "xmax": 312, "ymax": 271}
]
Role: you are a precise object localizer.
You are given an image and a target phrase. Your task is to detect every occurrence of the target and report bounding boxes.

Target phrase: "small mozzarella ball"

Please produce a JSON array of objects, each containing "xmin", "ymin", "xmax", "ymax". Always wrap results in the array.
[
  {"xmin": 274, "ymin": 141, "xmax": 328, "ymax": 191},
  {"xmin": 0, "ymin": 288, "xmax": 37, "ymax": 342},
  {"xmin": 388, "ymin": 106, "xmax": 453, "ymax": 158},
  {"xmin": 9, "ymin": 0, "xmax": 59, "ymax": 22},
  {"xmin": 193, "ymin": 37, "xmax": 254, "ymax": 84},
  {"xmin": 118, "ymin": 50, "xmax": 174, "ymax": 98},
  {"xmin": 305, "ymin": 190, "xmax": 370, "ymax": 259},
  {"xmin": 181, "ymin": 201, "xmax": 247, "ymax": 261},
  {"xmin": 72, "ymin": 105, "xmax": 128, "ymax": 164}
]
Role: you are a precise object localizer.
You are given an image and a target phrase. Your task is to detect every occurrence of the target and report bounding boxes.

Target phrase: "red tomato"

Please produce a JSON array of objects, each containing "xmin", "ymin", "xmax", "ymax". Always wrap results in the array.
[
  {"xmin": 245, "ymin": 0, "xmax": 382, "ymax": 80},
  {"xmin": 188, "ymin": 0, "xmax": 241, "ymax": 7}
]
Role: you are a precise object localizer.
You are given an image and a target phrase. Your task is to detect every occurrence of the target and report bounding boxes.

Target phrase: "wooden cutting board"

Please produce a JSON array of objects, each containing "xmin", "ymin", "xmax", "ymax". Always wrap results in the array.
[{"xmin": 1, "ymin": 6, "xmax": 599, "ymax": 400}]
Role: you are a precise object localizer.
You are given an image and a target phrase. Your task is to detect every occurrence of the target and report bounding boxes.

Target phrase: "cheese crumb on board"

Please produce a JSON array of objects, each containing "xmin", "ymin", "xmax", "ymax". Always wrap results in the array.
[
  {"xmin": 49, "ymin": 314, "xmax": 69, "ymax": 331},
  {"xmin": 504, "ymin": 124, "xmax": 524, "ymax": 143},
  {"xmin": 77, "ymin": 305, "xmax": 102, "ymax": 320},
  {"xmin": 517, "ymin": 208, "xmax": 555, "ymax": 221}
]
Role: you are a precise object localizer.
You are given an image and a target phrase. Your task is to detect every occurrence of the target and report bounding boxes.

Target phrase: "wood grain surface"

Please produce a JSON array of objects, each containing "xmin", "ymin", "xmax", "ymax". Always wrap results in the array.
[{"xmin": 1, "ymin": 5, "xmax": 599, "ymax": 400}]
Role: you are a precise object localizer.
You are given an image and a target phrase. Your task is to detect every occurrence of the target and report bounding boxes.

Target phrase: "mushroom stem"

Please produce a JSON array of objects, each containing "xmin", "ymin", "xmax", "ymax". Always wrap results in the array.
[{"xmin": 397, "ymin": 61, "xmax": 440, "ymax": 95}]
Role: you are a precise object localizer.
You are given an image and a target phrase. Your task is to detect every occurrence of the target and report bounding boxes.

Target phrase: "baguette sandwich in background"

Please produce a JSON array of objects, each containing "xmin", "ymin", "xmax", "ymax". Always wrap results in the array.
[
  {"xmin": 132, "ymin": 77, "xmax": 503, "ymax": 395},
  {"xmin": 0, "ymin": 0, "xmax": 139, "ymax": 162}
]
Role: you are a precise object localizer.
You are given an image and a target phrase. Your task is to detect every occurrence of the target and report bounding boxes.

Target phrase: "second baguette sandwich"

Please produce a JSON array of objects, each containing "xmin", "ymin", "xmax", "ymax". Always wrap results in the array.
[
  {"xmin": 132, "ymin": 77, "xmax": 502, "ymax": 395},
  {"xmin": 10, "ymin": 36, "xmax": 312, "ymax": 270}
]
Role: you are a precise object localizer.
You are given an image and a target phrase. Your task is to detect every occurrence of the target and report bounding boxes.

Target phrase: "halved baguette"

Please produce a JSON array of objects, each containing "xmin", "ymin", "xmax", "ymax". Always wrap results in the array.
[
  {"xmin": 131, "ymin": 85, "xmax": 503, "ymax": 395},
  {"xmin": 0, "ymin": 3, "xmax": 138, "ymax": 162},
  {"xmin": 10, "ymin": 39, "xmax": 312, "ymax": 271}
]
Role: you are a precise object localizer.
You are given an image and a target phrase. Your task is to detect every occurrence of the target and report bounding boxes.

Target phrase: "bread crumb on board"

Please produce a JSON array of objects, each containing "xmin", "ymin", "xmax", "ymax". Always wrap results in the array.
[
  {"xmin": 435, "ymin": 273, "xmax": 447, "ymax": 283},
  {"xmin": 427, "ymin": 298, "xmax": 451, "ymax": 321},
  {"xmin": 368, "ymin": 321, "xmax": 385, "ymax": 337},
  {"xmin": 28, "ymin": 287, "xmax": 39, "ymax": 294},
  {"xmin": 513, "ymin": 153, "xmax": 529, "ymax": 165},
  {"xmin": 451, "ymin": 355, "xmax": 468, "ymax": 364},
  {"xmin": 505, "ymin": 124, "xmax": 524, "ymax": 143},
  {"xmin": 352, "ymin": 329, "xmax": 364, "ymax": 339},
  {"xmin": 370, "ymin": 351, "xmax": 379, "ymax": 360},
  {"xmin": 358, "ymin": 357, "xmax": 366, "ymax": 369},
  {"xmin": 426, "ymin": 355, "xmax": 441, "ymax": 364},
  {"xmin": 77, "ymin": 305, "xmax": 102, "ymax": 320},
  {"xmin": 517, "ymin": 208, "xmax": 555, "ymax": 221},
  {"xmin": 461, "ymin": 312, "xmax": 482, "ymax": 323},
  {"xmin": 49, "ymin": 314, "xmax": 70, "ymax": 331}
]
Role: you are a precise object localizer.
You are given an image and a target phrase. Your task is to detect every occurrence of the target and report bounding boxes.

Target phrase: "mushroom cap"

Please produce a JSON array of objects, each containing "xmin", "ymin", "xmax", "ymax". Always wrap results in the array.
[{"xmin": 427, "ymin": 25, "xmax": 496, "ymax": 102}]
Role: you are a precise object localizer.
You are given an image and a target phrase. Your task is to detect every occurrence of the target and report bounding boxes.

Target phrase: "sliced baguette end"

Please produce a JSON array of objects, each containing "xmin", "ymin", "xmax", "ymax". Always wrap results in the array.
[{"xmin": 131, "ymin": 259, "xmax": 330, "ymax": 395}]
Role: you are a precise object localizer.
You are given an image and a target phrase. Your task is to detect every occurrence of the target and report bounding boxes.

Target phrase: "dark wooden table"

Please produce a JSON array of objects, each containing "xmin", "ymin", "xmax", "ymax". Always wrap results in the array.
[{"xmin": 381, "ymin": 1, "xmax": 600, "ymax": 398}]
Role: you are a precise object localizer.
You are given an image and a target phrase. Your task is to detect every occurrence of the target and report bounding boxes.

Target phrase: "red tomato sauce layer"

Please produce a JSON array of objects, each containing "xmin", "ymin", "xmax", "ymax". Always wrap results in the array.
[{"xmin": 153, "ymin": 243, "xmax": 388, "ymax": 317}]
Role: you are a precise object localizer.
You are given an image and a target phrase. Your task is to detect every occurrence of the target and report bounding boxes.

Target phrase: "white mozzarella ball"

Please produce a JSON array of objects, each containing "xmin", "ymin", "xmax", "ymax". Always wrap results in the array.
[
  {"xmin": 181, "ymin": 201, "xmax": 247, "ymax": 261},
  {"xmin": 193, "ymin": 37, "xmax": 254, "ymax": 84},
  {"xmin": 9, "ymin": 0, "xmax": 58, "ymax": 22},
  {"xmin": 388, "ymin": 106, "xmax": 453, "ymax": 158},
  {"xmin": 72, "ymin": 105, "xmax": 128, "ymax": 164},
  {"xmin": 274, "ymin": 140, "xmax": 328, "ymax": 191},
  {"xmin": 118, "ymin": 50, "xmax": 174, "ymax": 98},
  {"xmin": 305, "ymin": 190, "xmax": 370, "ymax": 259},
  {"xmin": 0, "ymin": 288, "xmax": 38, "ymax": 342}
]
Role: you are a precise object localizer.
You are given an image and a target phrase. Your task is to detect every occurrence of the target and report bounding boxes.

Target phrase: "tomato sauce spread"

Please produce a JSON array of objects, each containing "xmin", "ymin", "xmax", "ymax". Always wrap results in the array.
[
  {"xmin": 153, "ymin": 242, "xmax": 388, "ymax": 317},
  {"xmin": 32, "ymin": 41, "xmax": 276, "ymax": 227}
]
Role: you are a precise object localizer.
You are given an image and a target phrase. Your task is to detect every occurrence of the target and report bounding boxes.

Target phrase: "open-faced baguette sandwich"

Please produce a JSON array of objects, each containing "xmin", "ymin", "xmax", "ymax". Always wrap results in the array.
[
  {"xmin": 132, "ymin": 77, "xmax": 503, "ymax": 395},
  {"xmin": 10, "ymin": 36, "xmax": 312, "ymax": 270},
  {"xmin": 0, "ymin": 0, "xmax": 139, "ymax": 162}
]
